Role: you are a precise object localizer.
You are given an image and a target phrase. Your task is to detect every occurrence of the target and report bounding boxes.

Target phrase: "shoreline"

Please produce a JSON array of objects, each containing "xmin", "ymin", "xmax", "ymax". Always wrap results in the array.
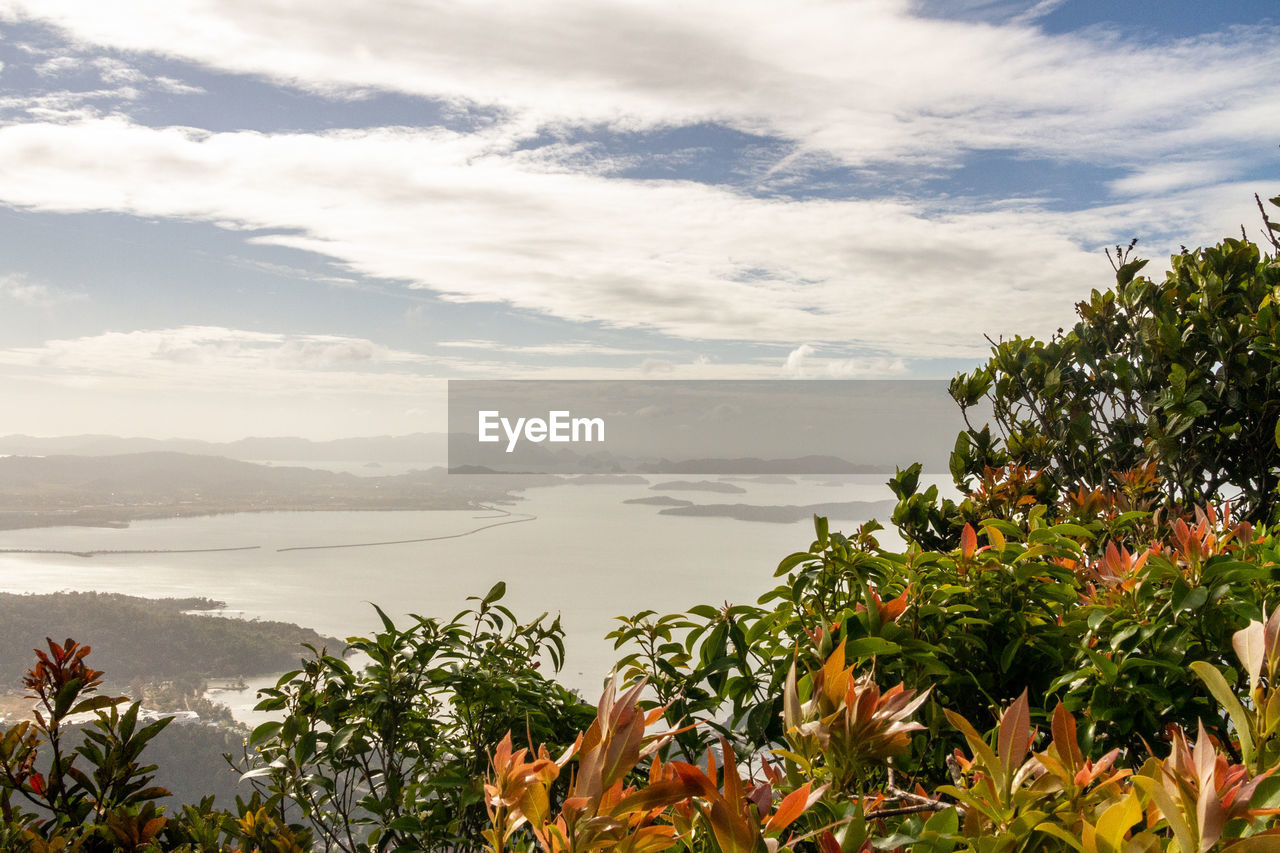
[
  {"xmin": 0, "ymin": 506, "xmax": 537, "ymax": 556},
  {"xmin": 0, "ymin": 545, "xmax": 262, "ymax": 558},
  {"xmin": 0, "ymin": 501, "xmax": 517, "ymax": 533}
]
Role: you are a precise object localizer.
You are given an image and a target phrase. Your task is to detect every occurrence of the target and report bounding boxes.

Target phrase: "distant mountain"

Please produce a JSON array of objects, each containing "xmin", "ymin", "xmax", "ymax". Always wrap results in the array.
[
  {"xmin": 0, "ymin": 433, "xmax": 449, "ymax": 464},
  {"xmin": 0, "ymin": 452, "xmax": 552, "ymax": 530}
]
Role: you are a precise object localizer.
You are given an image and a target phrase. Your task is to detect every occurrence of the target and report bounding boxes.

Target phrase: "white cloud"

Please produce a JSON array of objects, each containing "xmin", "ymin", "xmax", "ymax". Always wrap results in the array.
[
  {"xmin": 0, "ymin": 273, "xmax": 82, "ymax": 306},
  {"xmin": 784, "ymin": 343, "xmax": 907, "ymax": 378},
  {"xmin": 152, "ymin": 75, "xmax": 204, "ymax": 95},
  {"xmin": 90, "ymin": 55, "xmax": 145, "ymax": 84},
  {"xmin": 0, "ymin": 116, "xmax": 1175, "ymax": 357},
  {"xmin": 784, "ymin": 344, "xmax": 815, "ymax": 376},
  {"xmin": 0, "ymin": 2, "xmax": 1271, "ymax": 392},
  {"xmin": 1, "ymin": 0, "xmax": 1275, "ymax": 174},
  {"xmin": 33, "ymin": 53, "xmax": 77, "ymax": 76},
  {"xmin": 0, "ymin": 326, "xmax": 434, "ymax": 393},
  {"xmin": 1108, "ymin": 160, "xmax": 1239, "ymax": 197},
  {"xmin": 437, "ymin": 339, "xmax": 670, "ymax": 357}
]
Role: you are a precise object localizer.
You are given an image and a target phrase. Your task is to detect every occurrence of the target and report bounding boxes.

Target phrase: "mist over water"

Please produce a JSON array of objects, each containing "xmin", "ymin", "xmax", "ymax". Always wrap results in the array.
[{"xmin": 0, "ymin": 476, "xmax": 949, "ymax": 700}]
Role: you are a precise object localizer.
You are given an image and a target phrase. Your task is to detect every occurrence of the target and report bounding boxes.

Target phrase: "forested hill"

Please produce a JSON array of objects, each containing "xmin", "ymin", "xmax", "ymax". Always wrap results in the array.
[{"xmin": 0, "ymin": 592, "xmax": 340, "ymax": 685}]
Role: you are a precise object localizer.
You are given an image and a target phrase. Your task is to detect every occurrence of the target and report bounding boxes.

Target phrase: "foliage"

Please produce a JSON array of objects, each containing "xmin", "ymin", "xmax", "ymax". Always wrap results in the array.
[
  {"xmin": 780, "ymin": 639, "xmax": 929, "ymax": 798},
  {"xmin": 896, "ymin": 200, "xmax": 1280, "ymax": 553},
  {"xmin": 613, "ymin": 491, "xmax": 1280, "ymax": 793},
  {"xmin": 237, "ymin": 582, "xmax": 595, "ymax": 852},
  {"xmin": 483, "ymin": 674, "xmax": 826, "ymax": 853},
  {"xmin": 492, "ymin": 615, "xmax": 1280, "ymax": 852},
  {"xmin": 0, "ymin": 638, "xmax": 182, "ymax": 851}
]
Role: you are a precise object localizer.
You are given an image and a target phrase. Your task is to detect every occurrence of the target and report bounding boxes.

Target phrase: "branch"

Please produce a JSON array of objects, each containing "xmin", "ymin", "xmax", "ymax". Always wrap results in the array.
[
  {"xmin": 1256, "ymin": 193, "xmax": 1280, "ymax": 253},
  {"xmin": 881, "ymin": 767, "xmax": 965, "ymax": 819},
  {"xmin": 865, "ymin": 802, "xmax": 954, "ymax": 819}
]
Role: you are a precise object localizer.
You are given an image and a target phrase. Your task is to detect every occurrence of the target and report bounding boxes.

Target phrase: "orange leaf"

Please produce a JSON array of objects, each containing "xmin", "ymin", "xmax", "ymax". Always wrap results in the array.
[
  {"xmin": 960, "ymin": 523, "xmax": 977, "ymax": 560},
  {"xmin": 765, "ymin": 782, "xmax": 818, "ymax": 835}
]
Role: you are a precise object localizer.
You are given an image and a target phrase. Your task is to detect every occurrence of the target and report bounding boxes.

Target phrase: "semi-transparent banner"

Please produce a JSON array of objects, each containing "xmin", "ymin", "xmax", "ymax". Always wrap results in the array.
[{"xmin": 447, "ymin": 380, "xmax": 980, "ymax": 475}]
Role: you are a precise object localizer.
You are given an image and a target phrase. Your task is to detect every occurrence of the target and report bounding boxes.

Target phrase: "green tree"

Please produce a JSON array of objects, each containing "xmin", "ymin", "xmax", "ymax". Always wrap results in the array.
[{"xmin": 897, "ymin": 195, "xmax": 1280, "ymax": 551}]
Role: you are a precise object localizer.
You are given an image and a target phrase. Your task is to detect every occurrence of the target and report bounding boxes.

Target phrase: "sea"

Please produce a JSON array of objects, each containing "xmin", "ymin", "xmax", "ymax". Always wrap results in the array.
[{"xmin": 0, "ymin": 472, "xmax": 953, "ymax": 722}]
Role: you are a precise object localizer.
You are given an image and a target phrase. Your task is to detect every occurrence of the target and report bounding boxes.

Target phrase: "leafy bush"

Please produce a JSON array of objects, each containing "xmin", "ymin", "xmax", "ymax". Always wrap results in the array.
[
  {"xmin": 487, "ymin": 611, "xmax": 1280, "ymax": 852},
  {"xmin": 237, "ymin": 583, "xmax": 595, "ymax": 852},
  {"xmin": 898, "ymin": 200, "xmax": 1280, "ymax": 553}
]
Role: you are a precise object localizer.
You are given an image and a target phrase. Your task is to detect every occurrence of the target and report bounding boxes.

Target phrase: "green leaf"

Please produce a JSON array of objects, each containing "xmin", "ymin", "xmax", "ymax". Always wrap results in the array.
[
  {"xmin": 775, "ymin": 552, "xmax": 814, "ymax": 577},
  {"xmin": 1084, "ymin": 648, "xmax": 1118, "ymax": 683},
  {"xmin": 1173, "ymin": 585, "xmax": 1209, "ymax": 613},
  {"xmin": 481, "ymin": 581, "xmax": 507, "ymax": 606},
  {"xmin": 814, "ymin": 514, "xmax": 829, "ymax": 548},
  {"xmin": 372, "ymin": 603, "xmax": 397, "ymax": 633},
  {"xmin": 1189, "ymin": 661, "xmax": 1255, "ymax": 765},
  {"xmin": 70, "ymin": 695, "xmax": 124, "ymax": 716},
  {"xmin": 998, "ymin": 636, "xmax": 1023, "ymax": 674},
  {"xmin": 1116, "ymin": 258, "xmax": 1149, "ymax": 286},
  {"xmin": 845, "ymin": 637, "xmax": 901, "ymax": 659}
]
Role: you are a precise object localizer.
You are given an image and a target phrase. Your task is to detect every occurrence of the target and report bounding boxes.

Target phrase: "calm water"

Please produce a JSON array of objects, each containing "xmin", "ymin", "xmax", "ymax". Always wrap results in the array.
[{"xmin": 0, "ymin": 475, "xmax": 945, "ymax": 706}]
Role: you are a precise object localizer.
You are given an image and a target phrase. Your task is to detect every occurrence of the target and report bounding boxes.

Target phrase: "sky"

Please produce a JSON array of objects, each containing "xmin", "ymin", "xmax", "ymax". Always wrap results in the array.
[{"xmin": 0, "ymin": 0, "xmax": 1275, "ymax": 440}]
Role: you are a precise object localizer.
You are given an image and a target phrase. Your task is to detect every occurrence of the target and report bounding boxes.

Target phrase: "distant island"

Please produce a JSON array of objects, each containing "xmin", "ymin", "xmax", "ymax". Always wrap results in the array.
[
  {"xmin": 623, "ymin": 496, "xmax": 695, "ymax": 507},
  {"xmin": 649, "ymin": 480, "xmax": 747, "ymax": 494},
  {"xmin": 640, "ymin": 455, "xmax": 894, "ymax": 475},
  {"xmin": 655, "ymin": 499, "xmax": 897, "ymax": 523},
  {"xmin": 563, "ymin": 474, "xmax": 649, "ymax": 485},
  {"xmin": 720, "ymin": 475, "xmax": 798, "ymax": 484}
]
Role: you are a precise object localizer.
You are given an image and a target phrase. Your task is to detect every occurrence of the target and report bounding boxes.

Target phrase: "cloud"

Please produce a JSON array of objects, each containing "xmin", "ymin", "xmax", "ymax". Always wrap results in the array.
[
  {"xmin": 1108, "ymin": 160, "xmax": 1240, "ymax": 197},
  {"xmin": 0, "ymin": 326, "xmax": 434, "ymax": 393},
  {"xmin": 784, "ymin": 344, "xmax": 815, "ymax": 376},
  {"xmin": 0, "ymin": 4, "xmax": 1271, "ymax": 371},
  {"xmin": 437, "ymin": 339, "xmax": 670, "ymax": 357},
  {"xmin": 0, "ymin": 37, "xmax": 202, "ymax": 122},
  {"xmin": 639, "ymin": 358, "xmax": 677, "ymax": 375},
  {"xmin": 0, "ymin": 273, "xmax": 82, "ymax": 306},
  {"xmin": 1, "ymin": 0, "xmax": 1275, "ymax": 175},
  {"xmin": 0, "ymin": 116, "xmax": 1196, "ymax": 358},
  {"xmin": 784, "ymin": 343, "xmax": 907, "ymax": 378}
]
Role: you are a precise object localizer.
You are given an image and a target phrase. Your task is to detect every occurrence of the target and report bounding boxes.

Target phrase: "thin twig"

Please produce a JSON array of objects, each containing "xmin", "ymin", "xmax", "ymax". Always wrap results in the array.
[{"xmin": 865, "ymin": 802, "xmax": 953, "ymax": 819}]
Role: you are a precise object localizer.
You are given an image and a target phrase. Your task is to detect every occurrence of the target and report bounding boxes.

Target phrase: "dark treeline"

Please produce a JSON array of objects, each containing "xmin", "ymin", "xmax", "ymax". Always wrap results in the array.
[{"xmin": 0, "ymin": 592, "xmax": 340, "ymax": 685}]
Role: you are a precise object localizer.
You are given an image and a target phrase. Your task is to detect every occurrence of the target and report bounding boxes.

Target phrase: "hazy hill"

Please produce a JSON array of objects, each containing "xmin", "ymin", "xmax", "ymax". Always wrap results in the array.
[
  {"xmin": 0, "ymin": 433, "xmax": 449, "ymax": 464},
  {"xmin": 0, "ymin": 452, "xmax": 552, "ymax": 529}
]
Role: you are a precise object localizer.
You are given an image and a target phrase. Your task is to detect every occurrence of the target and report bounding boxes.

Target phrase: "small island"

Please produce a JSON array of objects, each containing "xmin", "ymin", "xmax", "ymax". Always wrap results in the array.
[
  {"xmin": 656, "ymin": 499, "xmax": 897, "ymax": 523},
  {"xmin": 649, "ymin": 480, "xmax": 747, "ymax": 494}
]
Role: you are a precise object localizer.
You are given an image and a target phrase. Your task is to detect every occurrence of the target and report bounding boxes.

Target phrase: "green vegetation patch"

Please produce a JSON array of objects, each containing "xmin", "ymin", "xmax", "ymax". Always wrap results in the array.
[{"xmin": 0, "ymin": 592, "xmax": 340, "ymax": 685}]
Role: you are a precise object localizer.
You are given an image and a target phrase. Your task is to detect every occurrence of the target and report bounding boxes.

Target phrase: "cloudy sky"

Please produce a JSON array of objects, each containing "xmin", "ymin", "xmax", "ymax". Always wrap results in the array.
[{"xmin": 0, "ymin": 1, "xmax": 1275, "ymax": 439}]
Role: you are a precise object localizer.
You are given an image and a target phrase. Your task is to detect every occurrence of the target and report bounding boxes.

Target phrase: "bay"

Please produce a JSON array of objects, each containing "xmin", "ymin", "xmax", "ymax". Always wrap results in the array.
[{"xmin": 0, "ymin": 475, "xmax": 945, "ymax": 706}]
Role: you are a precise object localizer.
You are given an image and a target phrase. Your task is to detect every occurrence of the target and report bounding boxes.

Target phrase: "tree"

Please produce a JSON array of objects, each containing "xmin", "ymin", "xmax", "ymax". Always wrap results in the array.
[{"xmin": 896, "ymin": 195, "xmax": 1280, "ymax": 551}]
